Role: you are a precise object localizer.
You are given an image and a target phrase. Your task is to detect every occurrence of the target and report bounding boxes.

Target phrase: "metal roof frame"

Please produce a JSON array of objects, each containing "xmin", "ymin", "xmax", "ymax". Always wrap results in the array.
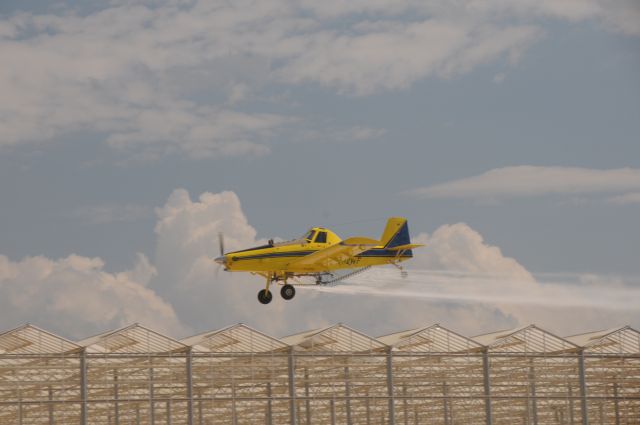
[
  {"xmin": 379, "ymin": 323, "xmax": 484, "ymax": 353},
  {"xmin": 182, "ymin": 323, "xmax": 289, "ymax": 353},
  {"xmin": 473, "ymin": 324, "xmax": 580, "ymax": 354}
]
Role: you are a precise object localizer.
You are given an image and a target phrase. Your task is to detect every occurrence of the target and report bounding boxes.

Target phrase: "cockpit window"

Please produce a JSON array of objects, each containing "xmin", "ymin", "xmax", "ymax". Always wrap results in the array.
[
  {"xmin": 304, "ymin": 230, "xmax": 316, "ymax": 242},
  {"xmin": 315, "ymin": 231, "xmax": 327, "ymax": 243}
]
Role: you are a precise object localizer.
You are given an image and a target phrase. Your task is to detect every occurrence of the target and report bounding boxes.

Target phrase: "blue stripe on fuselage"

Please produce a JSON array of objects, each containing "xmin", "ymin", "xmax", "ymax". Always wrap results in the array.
[
  {"xmin": 231, "ymin": 247, "xmax": 413, "ymax": 262},
  {"xmin": 357, "ymin": 248, "xmax": 413, "ymax": 258}
]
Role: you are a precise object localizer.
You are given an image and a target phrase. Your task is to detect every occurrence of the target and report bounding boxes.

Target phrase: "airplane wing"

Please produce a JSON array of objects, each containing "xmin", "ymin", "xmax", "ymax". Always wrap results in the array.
[{"xmin": 289, "ymin": 237, "xmax": 381, "ymax": 269}]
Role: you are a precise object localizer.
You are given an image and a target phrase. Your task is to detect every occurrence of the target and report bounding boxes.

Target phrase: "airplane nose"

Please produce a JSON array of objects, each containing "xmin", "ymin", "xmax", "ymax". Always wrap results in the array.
[{"xmin": 214, "ymin": 256, "xmax": 226, "ymax": 265}]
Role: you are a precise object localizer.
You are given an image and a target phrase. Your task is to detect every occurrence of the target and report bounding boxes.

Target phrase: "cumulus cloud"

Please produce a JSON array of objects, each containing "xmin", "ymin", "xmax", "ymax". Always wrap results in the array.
[
  {"xmin": 145, "ymin": 189, "xmax": 639, "ymax": 337},
  {"xmin": 334, "ymin": 223, "xmax": 640, "ymax": 334},
  {"xmin": 153, "ymin": 189, "xmax": 260, "ymax": 292},
  {"xmin": 148, "ymin": 188, "xmax": 365, "ymax": 336},
  {"xmin": 0, "ymin": 253, "xmax": 185, "ymax": 339},
  {"xmin": 1, "ymin": 0, "xmax": 637, "ymax": 157},
  {"xmin": 411, "ymin": 223, "xmax": 534, "ymax": 282},
  {"xmin": 2, "ymin": 189, "xmax": 638, "ymax": 339},
  {"xmin": 142, "ymin": 189, "xmax": 524, "ymax": 336},
  {"xmin": 405, "ymin": 166, "xmax": 640, "ymax": 201}
]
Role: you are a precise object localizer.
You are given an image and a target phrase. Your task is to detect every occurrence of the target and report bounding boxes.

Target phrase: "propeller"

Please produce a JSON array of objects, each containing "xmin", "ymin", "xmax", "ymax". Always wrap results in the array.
[
  {"xmin": 218, "ymin": 232, "xmax": 225, "ymax": 257},
  {"xmin": 214, "ymin": 232, "xmax": 226, "ymax": 277}
]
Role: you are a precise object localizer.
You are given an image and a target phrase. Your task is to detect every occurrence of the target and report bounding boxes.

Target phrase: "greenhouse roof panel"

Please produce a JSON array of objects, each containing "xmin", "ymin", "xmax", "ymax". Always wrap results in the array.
[
  {"xmin": 0, "ymin": 324, "xmax": 81, "ymax": 354},
  {"xmin": 379, "ymin": 324, "xmax": 484, "ymax": 353},
  {"xmin": 566, "ymin": 326, "xmax": 640, "ymax": 354},
  {"xmin": 282, "ymin": 323, "xmax": 388, "ymax": 353},
  {"xmin": 473, "ymin": 325, "xmax": 579, "ymax": 353},
  {"xmin": 182, "ymin": 323, "xmax": 289, "ymax": 353},
  {"xmin": 78, "ymin": 323, "xmax": 188, "ymax": 353}
]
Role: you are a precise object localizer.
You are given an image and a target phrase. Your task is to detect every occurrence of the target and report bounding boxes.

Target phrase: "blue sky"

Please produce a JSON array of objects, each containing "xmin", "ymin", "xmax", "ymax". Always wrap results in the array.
[{"xmin": 1, "ymin": 0, "xmax": 639, "ymax": 339}]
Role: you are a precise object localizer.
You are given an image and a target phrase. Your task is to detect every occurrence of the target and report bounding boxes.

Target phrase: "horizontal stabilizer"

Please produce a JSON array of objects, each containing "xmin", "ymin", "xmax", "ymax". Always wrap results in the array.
[{"xmin": 385, "ymin": 243, "xmax": 424, "ymax": 251}]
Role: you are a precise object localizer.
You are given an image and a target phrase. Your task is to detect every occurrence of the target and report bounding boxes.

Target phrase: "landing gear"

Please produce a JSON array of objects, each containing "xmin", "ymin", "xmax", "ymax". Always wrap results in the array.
[
  {"xmin": 281, "ymin": 284, "xmax": 295, "ymax": 300},
  {"xmin": 257, "ymin": 289, "xmax": 273, "ymax": 304},
  {"xmin": 258, "ymin": 273, "xmax": 275, "ymax": 305},
  {"xmin": 258, "ymin": 273, "xmax": 296, "ymax": 303}
]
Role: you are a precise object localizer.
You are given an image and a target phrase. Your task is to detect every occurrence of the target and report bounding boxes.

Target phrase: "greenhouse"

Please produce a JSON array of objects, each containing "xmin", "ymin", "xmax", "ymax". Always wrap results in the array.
[{"xmin": 0, "ymin": 322, "xmax": 638, "ymax": 424}]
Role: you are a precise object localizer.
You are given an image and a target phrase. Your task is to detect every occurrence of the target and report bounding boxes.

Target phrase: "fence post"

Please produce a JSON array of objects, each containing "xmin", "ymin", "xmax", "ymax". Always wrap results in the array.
[
  {"xmin": 80, "ymin": 350, "xmax": 88, "ymax": 425},
  {"xmin": 578, "ymin": 350, "xmax": 589, "ymax": 425},
  {"xmin": 482, "ymin": 350, "xmax": 493, "ymax": 425},
  {"xmin": 288, "ymin": 348, "xmax": 297, "ymax": 425},
  {"xmin": 186, "ymin": 349, "xmax": 193, "ymax": 425},
  {"xmin": 386, "ymin": 348, "xmax": 396, "ymax": 425}
]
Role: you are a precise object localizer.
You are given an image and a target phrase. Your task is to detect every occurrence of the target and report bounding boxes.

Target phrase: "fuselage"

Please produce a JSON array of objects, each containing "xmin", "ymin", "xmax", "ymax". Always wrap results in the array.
[{"xmin": 216, "ymin": 226, "xmax": 413, "ymax": 274}]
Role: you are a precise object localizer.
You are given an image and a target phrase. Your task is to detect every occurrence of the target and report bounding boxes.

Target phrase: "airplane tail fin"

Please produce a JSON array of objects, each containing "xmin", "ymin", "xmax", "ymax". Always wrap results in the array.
[
  {"xmin": 380, "ymin": 218, "xmax": 424, "ymax": 256},
  {"xmin": 380, "ymin": 217, "xmax": 411, "ymax": 248}
]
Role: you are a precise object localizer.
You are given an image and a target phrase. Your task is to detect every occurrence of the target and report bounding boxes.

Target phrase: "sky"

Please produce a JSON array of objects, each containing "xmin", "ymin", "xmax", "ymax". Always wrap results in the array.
[{"xmin": 1, "ymin": 0, "xmax": 639, "ymax": 340}]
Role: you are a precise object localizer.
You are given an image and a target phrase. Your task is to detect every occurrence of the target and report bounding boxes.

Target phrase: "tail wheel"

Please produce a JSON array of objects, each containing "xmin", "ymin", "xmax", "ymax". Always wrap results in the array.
[
  {"xmin": 257, "ymin": 289, "xmax": 273, "ymax": 304},
  {"xmin": 280, "ymin": 284, "xmax": 296, "ymax": 300}
]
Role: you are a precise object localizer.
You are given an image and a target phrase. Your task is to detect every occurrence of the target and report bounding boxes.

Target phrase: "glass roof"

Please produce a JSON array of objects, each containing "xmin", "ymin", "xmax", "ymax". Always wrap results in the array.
[{"xmin": 0, "ymin": 323, "xmax": 637, "ymax": 354}]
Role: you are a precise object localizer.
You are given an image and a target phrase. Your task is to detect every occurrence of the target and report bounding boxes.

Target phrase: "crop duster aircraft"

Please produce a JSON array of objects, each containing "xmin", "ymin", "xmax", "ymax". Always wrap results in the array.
[{"xmin": 214, "ymin": 217, "xmax": 423, "ymax": 304}]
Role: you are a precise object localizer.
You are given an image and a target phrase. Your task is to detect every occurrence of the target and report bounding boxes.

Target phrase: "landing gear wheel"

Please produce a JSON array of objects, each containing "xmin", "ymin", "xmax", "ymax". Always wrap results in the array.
[
  {"xmin": 257, "ymin": 289, "xmax": 273, "ymax": 304},
  {"xmin": 281, "ymin": 284, "xmax": 296, "ymax": 300}
]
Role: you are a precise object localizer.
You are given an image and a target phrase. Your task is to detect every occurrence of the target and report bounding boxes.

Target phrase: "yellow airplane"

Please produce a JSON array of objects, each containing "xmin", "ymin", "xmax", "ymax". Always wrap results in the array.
[{"xmin": 215, "ymin": 217, "xmax": 423, "ymax": 304}]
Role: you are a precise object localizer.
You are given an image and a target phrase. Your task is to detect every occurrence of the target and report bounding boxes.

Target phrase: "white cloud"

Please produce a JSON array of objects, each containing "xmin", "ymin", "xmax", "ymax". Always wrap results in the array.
[
  {"xmin": 105, "ymin": 107, "xmax": 285, "ymax": 160},
  {"xmin": 1, "ymin": 0, "xmax": 637, "ymax": 157},
  {"xmin": 227, "ymin": 83, "xmax": 251, "ymax": 106},
  {"xmin": 334, "ymin": 223, "xmax": 640, "ymax": 334},
  {"xmin": 406, "ymin": 166, "xmax": 640, "ymax": 200},
  {"xmin": 153, "ymin": 189, "xmax": 260, "ymax": 287},
  {"xmin": 146, "ymin": 189, "xmax": 520, "ymax": 336},
  {"xmin": 300, "ymin": 0, "xmax": 640, "ymax": 36},
  {"xmin": 148, "ymin": 189, "xmax": 364, "ymax": 336},
  {"xmin": 464, "ymin": 0, "xmax": 640, "ymax": 35},
  {"xmin": 276, "ymin": 22, "xmax": 542, "ymax": 95},
  {"xmin": 2, "ymin": 189, "xmax": 639, "ymax": 338},
  {"xmin": 0, "ymin": 3, "xmax": 292, "ymax": 158},
  {"xmin": 138, "ymin": 189, "xmax": 640, "ymax": 336},
  {"xmin": 412, "ymin": 223, "xmax": 534, "ymax": 282},
  {"xmin": 0, "ymin": 253, "xmax": 186, "ymax": 339},
  {"xmin": 598, "ymin": 0, "xmax": 640, "ymax": 36}
]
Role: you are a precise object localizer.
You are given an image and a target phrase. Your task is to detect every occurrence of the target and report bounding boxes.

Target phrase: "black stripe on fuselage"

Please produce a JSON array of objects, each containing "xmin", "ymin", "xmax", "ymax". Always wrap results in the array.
[
  {"xmin": 231, "ymin": 250, "xmax": 315, "ymax": 261},
  {"xmin": 231, "ymin": 247, "xmax": 413, "ymax": 262}
]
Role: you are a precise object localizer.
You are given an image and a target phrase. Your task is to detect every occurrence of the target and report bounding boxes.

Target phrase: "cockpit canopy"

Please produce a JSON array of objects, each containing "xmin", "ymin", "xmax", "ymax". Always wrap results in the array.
[
  {"xmin": 302, "ymin": 227, "xmax": 340, "ymax": 244},
  {"xmin": 302, "ymin": 229, "xmax": 315, "ymax": 241}
]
